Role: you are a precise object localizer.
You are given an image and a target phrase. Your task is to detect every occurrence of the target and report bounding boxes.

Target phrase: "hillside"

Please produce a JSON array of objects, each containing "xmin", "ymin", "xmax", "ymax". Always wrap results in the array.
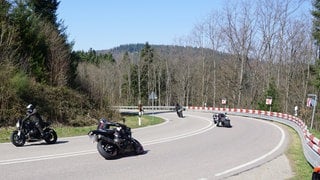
[{"xmin": 96, "ymin": 43, "xmax": 228, "ymax": 63}]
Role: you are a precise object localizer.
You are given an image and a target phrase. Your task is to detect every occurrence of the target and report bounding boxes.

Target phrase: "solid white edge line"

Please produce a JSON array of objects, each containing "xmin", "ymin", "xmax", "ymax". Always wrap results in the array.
[{"xmin": 0, "ymin": 150, "xmax": 97, "ymax": 165}]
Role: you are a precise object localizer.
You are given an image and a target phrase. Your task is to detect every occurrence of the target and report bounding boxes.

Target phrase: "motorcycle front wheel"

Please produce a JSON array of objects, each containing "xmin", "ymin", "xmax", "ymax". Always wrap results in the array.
[
  {"xmin": 43, "ymin": 129, "xmax": 57, "ymax": 144},
  {"xmin": 97, "ymin": 140, "xmax": 118, "ymax": 159},
  {"xmin": 132, "ymin": 138, "xmax": 144, "ymax": 154},
  {"xmin": 10, "ymin": 130, "xmax": 26, "ymax": 147}
]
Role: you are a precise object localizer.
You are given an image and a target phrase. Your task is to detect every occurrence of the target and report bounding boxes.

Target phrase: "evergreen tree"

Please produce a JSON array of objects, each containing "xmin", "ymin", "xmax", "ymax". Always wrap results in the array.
[
  {"xmin": 258, "ymin": 79, "xmax": 280, "ymax": 112},
  {"xmin": 130, "ymin": 63, "xmax": 139, "ymax": 102},
  {"xmin": 11, "ymin": 1, "xmax": 49, "ymax": 82},
  {"xmin": 102, "ymin": 53, "xmax": 115, "ymax": 63},
  {"xmin": 28, "ymin": 0, "xmax": 60, "ymax": 26},
  {"xmin": 312, "ymin": 0, "xmax": 320, "ymax": 90},
  {"xmin": 139, "ymin": 42, "xmax": 154, "ymax": 104},
  {"xmin": 0, "ymin": 0, "xmax": 17, "ymax": 63},
  {"xmin": 313, "ymin": 0, "xmax": 320, "ymax": 45}
]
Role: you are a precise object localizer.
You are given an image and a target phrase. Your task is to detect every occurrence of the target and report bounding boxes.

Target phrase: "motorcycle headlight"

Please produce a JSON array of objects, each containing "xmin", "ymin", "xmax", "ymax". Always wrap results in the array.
[{"xmin": 16, "ymin": 121, "xmax": 20, "ymax": 128}]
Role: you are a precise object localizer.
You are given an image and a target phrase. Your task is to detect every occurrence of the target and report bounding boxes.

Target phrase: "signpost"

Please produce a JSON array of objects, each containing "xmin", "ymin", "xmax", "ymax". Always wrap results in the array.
[
  {"xmin": 138, "ymin": 103, "xmax": 143, "ymax": 126},
  {"xmin": 294, "ymin": 106, "xmax": 298, "ymax": 117},
  {"xmin": 149, "ymin": 91, "xmax": 157, "ymax": 120},
  {"xmin": 221, "ymin": 98, "xmax": 227, "ymax": 108},
  {"xmin": 307, "ymin": 94, "xmax": 317, "ymax": 129},
  {"xmin": 266, "ymin": 96, "xmax": 272, "ymax": 112}
]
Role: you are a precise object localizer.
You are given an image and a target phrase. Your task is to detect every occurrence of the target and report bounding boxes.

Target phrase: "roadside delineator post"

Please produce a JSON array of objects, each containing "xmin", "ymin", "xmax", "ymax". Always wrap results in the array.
[{"xmin": 138, "ymin": 103, "xmax": 143, "ymax": 126}]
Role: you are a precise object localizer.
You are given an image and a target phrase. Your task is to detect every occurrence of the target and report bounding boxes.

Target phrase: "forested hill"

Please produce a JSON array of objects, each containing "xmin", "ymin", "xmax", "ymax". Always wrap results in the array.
[
  {"xmin": 96, "ymin": 43, "xmax": 227, "ymax": 62},
  {"xmin": 101, "ymin": 43, "xmax": 147, "ymax": 53},
  {"xmin": 101, "ymin": 43, "xmax": 214, "ymax": 53}
]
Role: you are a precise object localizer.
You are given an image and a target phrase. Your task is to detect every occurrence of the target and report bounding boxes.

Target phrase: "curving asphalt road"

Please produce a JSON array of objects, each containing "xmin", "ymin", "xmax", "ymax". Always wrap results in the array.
[{"xmin": 0, "ymin": 111, "xmax": 290, "ymax": 180}]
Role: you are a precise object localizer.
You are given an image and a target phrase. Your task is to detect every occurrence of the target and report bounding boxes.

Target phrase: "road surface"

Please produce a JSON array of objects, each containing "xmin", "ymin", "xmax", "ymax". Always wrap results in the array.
[{"xmin": 0, "ymin": 111, "xmax": 291, "ymax": 179}]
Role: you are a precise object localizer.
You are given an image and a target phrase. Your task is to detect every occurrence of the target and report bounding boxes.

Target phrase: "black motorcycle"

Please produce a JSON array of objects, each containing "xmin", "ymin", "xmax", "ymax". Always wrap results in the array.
[
  {"xmin": 175, "ymin": 104, "xmax": 184, "ymax": 118},
  {"xmin": 213, "ymin": 113, "xmax": 232, "ymax": 127},
  {"xmin": 11, "ymin": 118, "xmax": 58, "ymax": 147},
  {"xmin": 88, "ymin": 119, "xmax": 144, "ymax": 160}
]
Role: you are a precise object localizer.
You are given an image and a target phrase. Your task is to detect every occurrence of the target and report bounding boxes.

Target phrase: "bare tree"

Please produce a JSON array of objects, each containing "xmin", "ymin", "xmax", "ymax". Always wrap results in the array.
[
  {"xmin": 40, "ymin": 21, "xmax": 70, "ymax": 87},
  {"xmin": 222, "ymin": 1, "xmax": 256, "ymax": 107},
  {"xmin": 203, "ymin": 10, "xmax": 224, "ymax": 107}
]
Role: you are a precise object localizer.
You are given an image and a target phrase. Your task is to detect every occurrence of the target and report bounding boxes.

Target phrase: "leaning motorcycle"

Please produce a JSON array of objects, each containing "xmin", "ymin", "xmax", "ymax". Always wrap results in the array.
[
  {"xmin": 213, "ymin": 113, "xmax": 232, "ymax": 127},
  {"xmin": 175, "ymin": 105, "xmax": 184, "ymax": 118},
  {"xmin": 11, "ymin": 118, "xmax": 58, "ymax": 147},
  {"xmin": 88, "ymin": 119, "xmax": 144, "ymax": 160}
]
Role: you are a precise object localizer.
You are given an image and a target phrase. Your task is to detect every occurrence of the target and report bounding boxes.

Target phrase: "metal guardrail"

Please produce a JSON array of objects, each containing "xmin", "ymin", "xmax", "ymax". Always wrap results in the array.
[
  {"xmin": 114, "ymin": 106, "xmax": 176, "ymax": 111},
  {"xmin": 115, "ymin": 105, "xmax": 320, "ymax": 167}
]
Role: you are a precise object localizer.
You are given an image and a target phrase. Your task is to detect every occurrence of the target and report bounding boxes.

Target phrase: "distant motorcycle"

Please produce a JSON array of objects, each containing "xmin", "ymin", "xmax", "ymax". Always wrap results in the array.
[
  {"xmin": 177, "ymin": 108, "xmax": 184, "ymax": 118},
  {"xmin": 11, "ymin": 118, "xmax": 57, "ymax": 147},
  {"xmin": 88, "ymin": 118, "xmax": 144, "ymax": 159},
  {"xmin": 213, "ymin": 113, "xmax": 232, "ymax": 127},
  {"xmin": 175, "ymin": 104, "xmax": 184, "ymax": 118}
]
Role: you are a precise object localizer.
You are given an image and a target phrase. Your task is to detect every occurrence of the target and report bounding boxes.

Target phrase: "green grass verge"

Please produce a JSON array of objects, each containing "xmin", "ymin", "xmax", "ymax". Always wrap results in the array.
[
  {"xmin": 0, "ymin": 127, "xmax": 15, "ymax": 143},
  {"xmin": 310, "ymin": 128, "xmax": 320, "ymax": 139},
  {"xmin": 55, "ymin": 115, "xmax": 164, "ymax": 137},
  {"xmin": 285, "ymin": 126, "xmax": 314, "ymax": 179},
  {"xmin": 0, "ymin": 115, "xmax": 164, "ymax": 143}
]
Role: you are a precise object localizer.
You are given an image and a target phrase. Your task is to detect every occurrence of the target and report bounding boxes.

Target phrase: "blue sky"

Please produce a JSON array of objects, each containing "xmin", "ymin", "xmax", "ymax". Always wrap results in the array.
[
  {"xmin": 57, "ymin": 0, "xmax": 312, "ymax": 51},
  {"xmin": 57, "ymin": 1, "xmax": 225, "ymax": 51}
]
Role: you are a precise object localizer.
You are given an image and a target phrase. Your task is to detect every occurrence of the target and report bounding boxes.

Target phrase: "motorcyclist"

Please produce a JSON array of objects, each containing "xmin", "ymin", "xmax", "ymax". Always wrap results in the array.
[
  {"xmin": 175, "ymin": 103, "xmax": 183, "ymax": 118},
  {"xmin": 98, "ymin": 118, "xmax": 127, "ymax": 142},
  {"xmin": 25, "ymin": 104, "xmax": 45, "ymax": 137}
]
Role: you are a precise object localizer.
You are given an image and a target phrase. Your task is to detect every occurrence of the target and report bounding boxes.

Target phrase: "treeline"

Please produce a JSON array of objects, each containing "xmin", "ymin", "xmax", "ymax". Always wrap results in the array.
[
  {"xmin": 1, "ymin": 0, "xmax": 320, "ymax": 131},
  {"xmin": 73, "ymin": 0, "xmax": 320, "ymax": 130},
  {"xmin": 0, "ymin": 0, "xmax": 115, "ymax": 126}
]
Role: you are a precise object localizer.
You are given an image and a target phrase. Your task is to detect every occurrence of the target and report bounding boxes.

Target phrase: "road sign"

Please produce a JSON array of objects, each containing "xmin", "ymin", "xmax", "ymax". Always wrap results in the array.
[
  {"xmin": 149, "ymin": 91, "xmax": 157, "ymax": 100},
  {"xmin": 266, "ymin": 97, "xmax": 272, "ymax": 105},
  {"xmin": 221, "ymin": 98, "xmax": 226, "ymax": 105}
]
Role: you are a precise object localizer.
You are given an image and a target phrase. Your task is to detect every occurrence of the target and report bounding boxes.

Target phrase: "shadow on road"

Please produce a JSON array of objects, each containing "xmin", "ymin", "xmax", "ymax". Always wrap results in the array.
[
  {"xmin": 23, "ymin": 140, "xmax": 69, "ymax": 147},
  {"xmin": 105, "ymin": 150, "xmax": 150, "ymax": 160}
]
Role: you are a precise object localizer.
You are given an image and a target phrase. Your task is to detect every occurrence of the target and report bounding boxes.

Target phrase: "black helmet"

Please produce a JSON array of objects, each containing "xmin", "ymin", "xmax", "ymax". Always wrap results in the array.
[
  {"xmin": 98, "ymin": 118, "xmax": 108, "ymax": 130},
  {"xmin": 26, "ymin": 104, "xmax": 34, "ymax": 113},
  {"xmin": 100, "ymin": 118, "xmax": 107, "ymax": 123}
]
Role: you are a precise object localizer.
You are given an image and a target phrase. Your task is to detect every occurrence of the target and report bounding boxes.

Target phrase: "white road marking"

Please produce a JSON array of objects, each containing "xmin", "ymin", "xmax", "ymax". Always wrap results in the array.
[
  {"xmin": 0, "ymin": 150, "xmax": 97, "ymax": 165},
  {"xmin": 143, "ymin": 115, "xmax": 214, "ymax": 145},
  {"xmin": 214, "ymin": 119, "xmax": 286, "ymax": 177},
  {"xmin": 0, "ymin": 115, "xmax": 213, "ymax": 165}
]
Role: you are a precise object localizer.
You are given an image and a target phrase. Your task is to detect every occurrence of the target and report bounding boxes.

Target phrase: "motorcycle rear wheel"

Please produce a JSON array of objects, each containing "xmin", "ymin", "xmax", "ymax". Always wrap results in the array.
[
  {"xmin": 11, "ymin": 130, "xmax": 26, "ymax": 147},
  {"xmin": 97, "ymin": 140, "xmax": 118, "ymax": 159}
]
